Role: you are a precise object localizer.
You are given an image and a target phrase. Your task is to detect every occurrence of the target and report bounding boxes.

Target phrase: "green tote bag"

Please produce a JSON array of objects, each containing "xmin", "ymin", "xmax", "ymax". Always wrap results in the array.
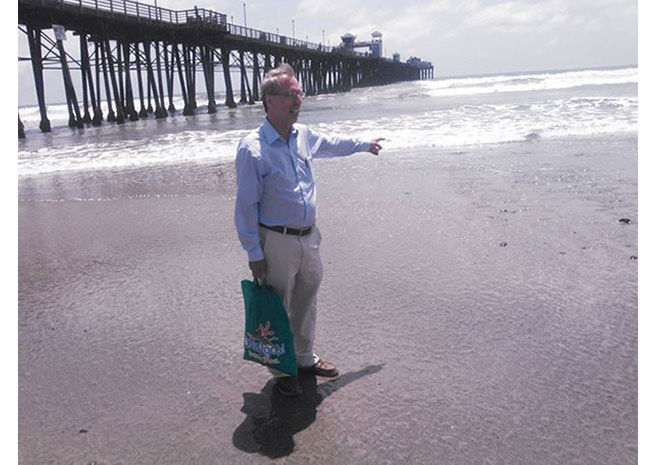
[{"xmin": 241, "ymin": 279, "xmax": 298, "ymax": 376}]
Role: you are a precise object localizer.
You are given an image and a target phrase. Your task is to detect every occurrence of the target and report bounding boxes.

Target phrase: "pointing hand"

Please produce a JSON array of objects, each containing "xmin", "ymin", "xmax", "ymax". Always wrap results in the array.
[{"xmin": 368, "ymin": 138, "xmax": 385, "ymax": 156}]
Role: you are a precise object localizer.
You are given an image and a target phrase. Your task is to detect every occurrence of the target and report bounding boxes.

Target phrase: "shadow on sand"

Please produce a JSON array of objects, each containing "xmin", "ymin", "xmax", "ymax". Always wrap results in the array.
[{"xmin": 232, "ymin": 364, "xmax": 384, "ymax": 458}]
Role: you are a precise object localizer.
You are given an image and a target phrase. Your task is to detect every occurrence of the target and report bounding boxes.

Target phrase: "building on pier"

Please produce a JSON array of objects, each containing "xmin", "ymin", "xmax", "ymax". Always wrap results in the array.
[
  {"xmin": 370, "ymin": 31, "xmax": 383, "ymax": 58},
  {"xmin": 339, "ymin": 31, "xmax": 383, "ymax": 58},
  {"xmin": 407, "ymin": 56, "xmax": 435, "ymax": 80}
]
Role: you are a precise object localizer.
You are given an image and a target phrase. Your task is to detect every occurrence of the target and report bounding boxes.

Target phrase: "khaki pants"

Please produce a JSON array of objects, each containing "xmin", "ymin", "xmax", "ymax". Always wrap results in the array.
[{"xmin": 259, "ymin": 225, "xmax": 323, "ymax": 377}]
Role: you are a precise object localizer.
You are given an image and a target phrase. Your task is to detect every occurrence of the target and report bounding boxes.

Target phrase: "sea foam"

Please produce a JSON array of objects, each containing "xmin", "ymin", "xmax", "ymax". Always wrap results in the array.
[{"xmin": 18, "ymin": 66, "xmax": 637, "ymax": 177}]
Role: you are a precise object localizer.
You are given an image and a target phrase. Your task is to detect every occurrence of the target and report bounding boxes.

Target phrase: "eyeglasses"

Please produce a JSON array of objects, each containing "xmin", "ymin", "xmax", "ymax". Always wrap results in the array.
[{"xmin": 270, "ymin": 90, "xmax": 304, "ymax": 99}]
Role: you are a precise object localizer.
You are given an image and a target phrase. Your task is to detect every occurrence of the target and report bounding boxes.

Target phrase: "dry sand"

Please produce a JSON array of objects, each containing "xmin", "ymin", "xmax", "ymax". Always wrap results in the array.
[{"xmin": 18, "ymin": 135, "xmax": 637, "ymax": 464}]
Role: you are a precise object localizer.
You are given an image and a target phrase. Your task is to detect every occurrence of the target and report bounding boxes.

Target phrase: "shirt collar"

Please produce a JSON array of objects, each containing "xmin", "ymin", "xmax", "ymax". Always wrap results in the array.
[{"xmin": 261, "ymin": 118, "xmax": 298, "ymax": 144}]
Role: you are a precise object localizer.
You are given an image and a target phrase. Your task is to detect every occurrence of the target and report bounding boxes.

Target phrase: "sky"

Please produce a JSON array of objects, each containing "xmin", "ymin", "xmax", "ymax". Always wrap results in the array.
[
  {"xmin": 165, "ymin": 0, "xmax": 638, "ymax": 75},
  {"xmin": 16, "ymin": 0, "xmax": 638, "ymax": 105}
]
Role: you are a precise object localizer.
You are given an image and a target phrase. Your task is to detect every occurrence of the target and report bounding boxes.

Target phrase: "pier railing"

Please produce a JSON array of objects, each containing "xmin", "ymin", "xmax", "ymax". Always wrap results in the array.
[
  {"xmin": 23, "ymin": 0, "xmax": 227, "ymax": 25},
  {"xmin": 25, "ymin": 0, "xmax": 368, "ymax": 56}
]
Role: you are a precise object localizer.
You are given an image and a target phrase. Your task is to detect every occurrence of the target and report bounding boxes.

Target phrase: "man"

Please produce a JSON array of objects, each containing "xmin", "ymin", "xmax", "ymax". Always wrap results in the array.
[{"xmin": 234, "ymin": 63, "xmax": 383, "ymax": 397}]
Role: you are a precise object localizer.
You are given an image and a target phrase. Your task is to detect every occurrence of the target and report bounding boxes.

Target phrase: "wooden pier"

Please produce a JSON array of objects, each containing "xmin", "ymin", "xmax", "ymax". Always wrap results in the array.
[{"xmin": 18, "ymin": 0, "xmax": 434, "ymax": 138}]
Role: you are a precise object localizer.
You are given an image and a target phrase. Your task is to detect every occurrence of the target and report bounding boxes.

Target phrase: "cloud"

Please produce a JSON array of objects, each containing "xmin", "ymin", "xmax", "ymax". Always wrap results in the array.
[
  {"xmin": 532, "ymin": 36, "xmax": 560, "ymax": 58},
  {"xmin": 293, "ymin": 0, "xmax": 478, "ymax": 59},
  {"xmin": 463, "ymin": 1, "xmax": 569, "ymax": 34}
]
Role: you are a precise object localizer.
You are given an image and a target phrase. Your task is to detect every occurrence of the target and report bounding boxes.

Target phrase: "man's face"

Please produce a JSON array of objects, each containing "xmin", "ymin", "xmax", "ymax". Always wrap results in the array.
[{"xmin": 266, "ymin": 74, "xmax": 303, "ymax": 129}]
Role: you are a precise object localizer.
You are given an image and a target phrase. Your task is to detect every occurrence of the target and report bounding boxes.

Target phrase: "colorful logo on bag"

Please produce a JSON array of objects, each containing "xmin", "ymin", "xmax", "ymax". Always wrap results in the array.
[{"xmin": 244, "ymin": 321, "xmax": 287, "ymax": 364}]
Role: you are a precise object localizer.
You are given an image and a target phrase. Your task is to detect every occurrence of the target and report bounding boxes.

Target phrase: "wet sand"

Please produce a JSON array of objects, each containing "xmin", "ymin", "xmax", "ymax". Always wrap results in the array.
[{"xmin": 18, "ymin": 135, "xmax": 637, "ymax": 464}]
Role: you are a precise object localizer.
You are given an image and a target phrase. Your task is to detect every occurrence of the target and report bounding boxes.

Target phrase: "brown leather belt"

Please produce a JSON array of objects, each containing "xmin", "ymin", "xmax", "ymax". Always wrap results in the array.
[{"xmin": 259, "ymin": 223, "xmax": 313, "ymax": 236}]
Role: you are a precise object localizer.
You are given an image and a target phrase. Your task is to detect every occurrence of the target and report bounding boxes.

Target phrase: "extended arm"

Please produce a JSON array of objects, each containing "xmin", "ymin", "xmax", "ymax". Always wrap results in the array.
[{"xmin": 306, "ymin": 126, "xmax": 384, "ymax": 158}]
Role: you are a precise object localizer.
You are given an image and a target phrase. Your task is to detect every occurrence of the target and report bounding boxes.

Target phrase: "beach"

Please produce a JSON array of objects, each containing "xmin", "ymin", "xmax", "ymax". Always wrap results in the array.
[{"xmin": 18, "ymin": 134, "xmax": 637, "ymax": 464}]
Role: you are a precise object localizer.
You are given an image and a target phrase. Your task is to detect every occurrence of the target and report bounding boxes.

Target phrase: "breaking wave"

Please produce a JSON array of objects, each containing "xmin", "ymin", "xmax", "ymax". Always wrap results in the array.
[{"xmin": 18, "ymin": 66, "xmax": 637, "ymax": 177}]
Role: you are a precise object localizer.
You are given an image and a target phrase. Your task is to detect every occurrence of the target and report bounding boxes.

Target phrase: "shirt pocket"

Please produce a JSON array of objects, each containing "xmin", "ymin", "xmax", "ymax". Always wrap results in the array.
[{"xmin": 266, "ymin": 152, "xmax": 296, "ymax": 187}]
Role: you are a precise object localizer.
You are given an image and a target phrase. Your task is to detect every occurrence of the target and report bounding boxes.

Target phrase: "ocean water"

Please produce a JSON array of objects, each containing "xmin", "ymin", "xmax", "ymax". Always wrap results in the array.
[{"xmin": 17, "ymin": 66, "xmax": 637, "ymax": 177}]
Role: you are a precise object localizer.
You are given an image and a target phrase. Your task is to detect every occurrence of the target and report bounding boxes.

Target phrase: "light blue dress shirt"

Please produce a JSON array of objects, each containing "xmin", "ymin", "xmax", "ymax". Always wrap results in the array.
[{"xmin": 235, "ymin": 119, "xmax": 371, "ymax": 261}]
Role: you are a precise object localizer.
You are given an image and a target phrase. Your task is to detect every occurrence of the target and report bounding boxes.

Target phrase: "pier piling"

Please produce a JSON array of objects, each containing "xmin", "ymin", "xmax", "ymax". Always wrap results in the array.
[
  {"xmin": 26, "ymin": 26, "xmax": 51, "ymax": 133},
  {"xmin": 221, "ymin": 46, "xmax": 236, "ymax": 108},
  {"xmin": 56, "ymin": 34, "xmax": 84, "ymax": 129},
  {"xmin": 19, "ymin": 115, "xmax": 25, "ymax": 139},
  {"xmin": 80, "ymin": 35, "xmax": 92, "ymax": 124},
  {"xmin": 173, "ymin": 44, "xmax": 192, "ymax": 115},
  {"xmin": 94, "ymin": 41, "xmax": 104, "ymax": 123},
  {"xmin": 135, "ymin": 43, "xmax": 148, "ymax": 117},
  {"xmin": 104, "ymin": 39, "xmax": 125, "ymax": 124},
  {"xmin": 154, "ymin": 41, "xmax": 168, "ymax": 118},
  {"xmin": 201, "ymin": 45, "xmax": 217, "ymax": 114},
  {"xmin": 163, "ymin": 43, "xmax": 176, "ymax": 113},
  {"xmin": 252, "ymin": 51, "xmax": 260, "ymax": 101},
  {"xmin": 124, "ymin": 42, "xmax": 139, "ymax": 121}
]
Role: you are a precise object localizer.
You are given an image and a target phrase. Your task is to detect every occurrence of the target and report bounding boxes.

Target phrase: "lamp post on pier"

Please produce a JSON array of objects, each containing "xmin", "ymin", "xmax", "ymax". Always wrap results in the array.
[{"xmin": 243, "ymin": 2, "xmax": 247, "ymax": 27}]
